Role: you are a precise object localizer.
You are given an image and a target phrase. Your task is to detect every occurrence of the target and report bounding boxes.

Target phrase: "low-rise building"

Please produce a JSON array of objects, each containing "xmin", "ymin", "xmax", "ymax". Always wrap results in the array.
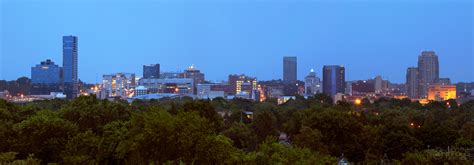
[
  {"xmin": 0, "ymin": 90, "xmax": 9, "ymax": 100},
  {"xmin": 139, "ymin": 78, "xmax": 193, "ymax": 95},
  {"xmin": 428, "ymin": 84, "xmax": 456, "ymax": 101},
  {"xmin": 134, "ymin": 86, "xmax": 148, "ymax": 97},
  {"xmin": 196, "ymin": 83, "xmax": 226, "ymax": 100},
  {"xmin": 101, "ymin": 73, "xmax": 136, "ymax": 98}
]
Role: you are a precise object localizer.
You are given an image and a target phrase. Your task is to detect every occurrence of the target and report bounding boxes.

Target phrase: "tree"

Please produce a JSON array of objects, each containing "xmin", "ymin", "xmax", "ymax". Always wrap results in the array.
[
  {"xmin": 456, "ymin": 122, "xmax": 474, "ymax": 148},
  {"xmin": 61, "ymin": 130, "xmax": 100, "ymax": 163},
  {"xmin": 194, "ymin": 135, "xmax": 238, "ymax": 164},
  {"xmin": 183, "ymin": 100, "xmax": 223, "ymax": 131},
  {"xmin": 252, "ymin": 109, "xmax": 278, "ymax": 142},
  {"xmin": 222, "ymin": 122, "xmax": 258, "ymax": 151},
  {"xmin": 98, "ymin": 120, "xmax": 131, "ymax": 164},
  {"xmin": 60, "ymin": 95, "xmax": 130, "ymax": 133},
  {"xmin": 361, "ymin": 98, "xmax": 371, "ymax": 107},
  {"xmin": 302, "ymin": 109, "xmax": 367, "ymax": 162},
  {"xmin": 309, "ymin": 93, "xmax": 333, "ymax": 105},
  {"xmin": 416, "ymin": 122, "xmax": 459, "ymax": 149},
  {"xmin": 14, "ymin": 110, "xmax": 79, "ymax": 162},
  {"xmin": 292, "ymin": 126, "xmax": 328, "ymax": 154},
  {"xmin": 248, "ymin": 139, "xmax": 336, "ymax": 164},
  {"xmin": 127, "ymin": 108, "xmax": 217, "ymax": 163}
]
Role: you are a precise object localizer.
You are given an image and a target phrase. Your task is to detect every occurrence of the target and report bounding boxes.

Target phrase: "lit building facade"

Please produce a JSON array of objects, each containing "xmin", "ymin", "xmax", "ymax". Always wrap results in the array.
[
  {"xmin": 101, "ymin": 73, "xmax": 136, "ymax": 98},
  {"xmin": 139, "ymin": 78, "xmax": 193, "ymax": 95},
  {"xmin": 228, "ymin": 74, "xmax": 257, "ymax": 97},
  {"xmin": 304, "ymin": 69, "xmax": 322, "ymax": 96},
  {"xmin": 322, "ymin": 65, "xmax": 345, "ymax": 97},
  {"xmin": 427, "ymin": 84, "xmax": 456, "ymax": 101}
]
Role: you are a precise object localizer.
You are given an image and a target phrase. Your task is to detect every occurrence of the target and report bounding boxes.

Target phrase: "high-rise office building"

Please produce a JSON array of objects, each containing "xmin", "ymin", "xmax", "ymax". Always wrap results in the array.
[
  {"xmin": 63, "ymin": 35, "xmax": 78, "ymax": 99},
  {"xmin": 322, "ymin": 65, "xmax": 345, "ymax": 97},
  {"xmin": 418, "ymin": 51, "xmax": 439, "ymax": 98},
  {"xmin": 283, "ymin": 56, "xmax": 297, "ymax": 83},
  {"xmin": 406, "ymin": 67, "xmax": 419, "ymax": 99},
  {"xmin": 30, "ymin": 59, "xmax": 62, "ymax": 95},
  {"xmin": 143, "ymin": 64, "xmax": 160, "ymax": 79},
  {"xmin": 374, "ymin": 75, "xmax": 383, "ymax": 94},
  {"xmin": 304, "ymin": 69, "xmax": 322, "ymax": 95},
  {"xmin": 31, "ymin": 59, "xmax": 61, "ymax": 84}
]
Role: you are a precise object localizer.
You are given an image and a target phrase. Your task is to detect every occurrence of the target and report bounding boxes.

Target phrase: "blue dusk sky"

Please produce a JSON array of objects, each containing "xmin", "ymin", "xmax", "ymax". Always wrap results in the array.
[{"xmin": 1, "ymin": 0, "xmax": 473, "ymax": 83}]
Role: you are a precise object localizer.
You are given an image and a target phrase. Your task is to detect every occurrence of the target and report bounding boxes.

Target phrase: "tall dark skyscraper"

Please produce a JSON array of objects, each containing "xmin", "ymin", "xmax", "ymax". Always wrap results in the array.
[
  {"xmin": 283, "ymin": 56, "xmax": 297, "ymax": 83},
  {"xmin": 322, "ymin": 65, "xmax": 345, "ymax": 97},
  {"xmin": 406, "ymin": 67, "xmax": 419, "ymax": 99},
  {"xmin": 417, "ymin": 51, "xmax": 439, "ymax": 98},
  {"xmin": 63, "ymin": 35, "xmax": 78, "ymax": 99},
  {"xmin": 143, "ymin": 64, "xmax": 160, "ymax": 79}
]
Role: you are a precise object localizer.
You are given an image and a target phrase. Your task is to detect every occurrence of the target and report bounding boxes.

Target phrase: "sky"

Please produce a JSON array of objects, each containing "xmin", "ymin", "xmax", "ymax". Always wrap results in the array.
[{"xmin": 1, "ymin": 0, "xmax": 473, "ymax": 84}]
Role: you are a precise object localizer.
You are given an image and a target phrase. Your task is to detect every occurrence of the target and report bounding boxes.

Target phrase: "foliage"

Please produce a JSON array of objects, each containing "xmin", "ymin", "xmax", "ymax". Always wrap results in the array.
[
  {"xmin": 248, "ymin": 139, "xmax": 337, "ymax": 164},
  {"xmin": 0, "ymin": 95, "xmax": 473, "ymax": 164}
]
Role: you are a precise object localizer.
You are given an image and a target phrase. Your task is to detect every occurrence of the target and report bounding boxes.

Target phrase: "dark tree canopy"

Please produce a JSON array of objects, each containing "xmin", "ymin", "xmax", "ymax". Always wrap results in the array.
[{"xmin": 0, "ymin": 95, "xmax": 473, "ymax": 164}]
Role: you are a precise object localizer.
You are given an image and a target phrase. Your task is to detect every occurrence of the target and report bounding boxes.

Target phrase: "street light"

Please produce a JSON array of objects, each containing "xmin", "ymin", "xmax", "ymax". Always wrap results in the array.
[{"xmin": 354, "ymin": 98, "xmax": 361, "ymax": 105}]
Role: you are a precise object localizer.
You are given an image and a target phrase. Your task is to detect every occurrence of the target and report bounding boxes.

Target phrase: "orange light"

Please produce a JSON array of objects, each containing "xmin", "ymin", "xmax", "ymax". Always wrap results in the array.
[{"xmin": 354, "ymin": 99, "xmax": 361, "ymax": 105}]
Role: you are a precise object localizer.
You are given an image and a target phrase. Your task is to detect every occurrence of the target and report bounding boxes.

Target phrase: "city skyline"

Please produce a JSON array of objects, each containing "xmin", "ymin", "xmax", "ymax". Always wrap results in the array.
[
  {"xmin": 1, "ymin": 1, "xmax": 474, "ymax": 163},
  {"xmin": 1, "ymin": 35, "xmax": 472, "ymax": 84},
  {"xmin": 1, "ymin": 0, "xmax": 473, "ymax": 83}
]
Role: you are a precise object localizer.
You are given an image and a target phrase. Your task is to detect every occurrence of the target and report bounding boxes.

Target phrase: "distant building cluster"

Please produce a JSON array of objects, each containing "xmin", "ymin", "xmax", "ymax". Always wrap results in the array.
[
  {"xmin": 0, "ymin": 35, "xmax": 472, "ymax": 104},
  {"xmin": 30, "ymin": 36, "xmax": 78, "ymax": 99},
  {"xmin": 405, "ymin": 51, "xmax": 456, "ymax": 102}
]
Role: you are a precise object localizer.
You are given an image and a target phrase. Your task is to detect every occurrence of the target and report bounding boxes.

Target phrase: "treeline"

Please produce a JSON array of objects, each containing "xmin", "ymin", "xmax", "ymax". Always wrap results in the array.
[
  {"xmin": 0, "ymin": 77, "xmax": 31, "ymax": 96},
  {"xmin": 0, "ymin": 94, "xmax": 473, "ymax": 164}
]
